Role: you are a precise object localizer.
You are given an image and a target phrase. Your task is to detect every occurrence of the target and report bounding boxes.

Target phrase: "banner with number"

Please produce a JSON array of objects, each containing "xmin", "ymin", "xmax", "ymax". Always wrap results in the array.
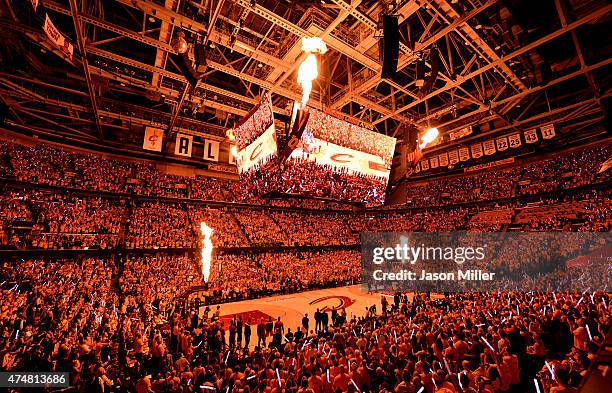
[
  {"xmin": 541, "ymin": 124, "xmax": 556, "ymax": 139},
  {"xmin": 43, "ymin": 15, "xmax": 74, "ymax": 60},
  {"xmin": 143, "ymin": 126, "xmax": 164, "ymax": 152},
  {"xmin": 439, "ymin": 152, "xmax": 449, "ymax": 167},
  {"xmin": 508, "ymin": 133, "xmax": 522, "ymax": 148},
  {"xmin": 174, "ymin": 133, "xmax": 193, "ymax": 157},
  {"xmin": 414, "ymin": 162, "xmax": 421, "ymax": 173},
  {"xmin": 421, "ymin": 159, "xmax": 429, "ymax": 171},
  {"xmin": 203, "ymin": 139, "xmax": 220, "ymax": 162},
  {"xmin": 471, "ymin": 143, "xmax": 483, "ymax": 159},
  {"xmin": 459, "ymin": 147, "xmax": 470, "ymax": 161},
  {"xmin": 524, "ymin": 129, "xmax": 538, "ymax": 144},
  {"xmin": 448, "ymin": 150, "xmax": 459, "ymax": 165},
  {"xmin": 496, "ymin": 136, "xmax": 509, "ymax": 151},
  {"xmin": 483, "ymin": 139, "xmax": 496, "ymax": 155}
]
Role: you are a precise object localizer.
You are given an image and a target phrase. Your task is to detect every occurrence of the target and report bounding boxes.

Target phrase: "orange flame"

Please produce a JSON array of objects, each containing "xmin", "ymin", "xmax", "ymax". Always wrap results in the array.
[{"xmin": 199, "ymin": 222, "xmax": 214, "ymax": 283}]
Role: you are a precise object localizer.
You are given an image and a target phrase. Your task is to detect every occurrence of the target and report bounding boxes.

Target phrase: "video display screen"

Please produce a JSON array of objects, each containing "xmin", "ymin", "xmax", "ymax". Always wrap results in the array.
[
  {"xmin": 277, "ymin": 108, "xmax": 396, "ymax": 205},
  {"xmin": 233, "ymin": 94, "xmax": 278, "ymax": 194}
]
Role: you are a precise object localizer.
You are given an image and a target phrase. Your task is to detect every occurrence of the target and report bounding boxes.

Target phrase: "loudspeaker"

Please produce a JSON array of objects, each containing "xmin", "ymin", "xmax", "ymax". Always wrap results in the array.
[
  {"xmin": 172, "ymin": 52, "xmax": 201, "ymax": 87},
  {"xmin": 379, "ymin": 14, "xmax": 399, "ymax": 79},
  {"xmin": 194, "ymin": 43, "xmax": 207, "ymax": 72},
  {"xmin": 419, "ymin": 48, "xmax": 439, "ymax": 95}
]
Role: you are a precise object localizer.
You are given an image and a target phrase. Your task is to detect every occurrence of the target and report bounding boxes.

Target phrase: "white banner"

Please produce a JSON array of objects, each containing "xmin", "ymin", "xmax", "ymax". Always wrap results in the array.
[
  {"xmin": 471, "ymin": 143, "xmax": 483, "ymax": 159},
  {"xmin": 439, "ymin": 152, "xmax": 449, "ymax": 167},
  {"xmin": 459, "ymin": 147, "xmax": 470, "ymax": 161},
  {"xmin": 496, "ymin": 136, "xmax": 509, "ymax": 151},
  {"xmin": 524, "ymin": 129, "xmax": 538, "ymax": 144},
  {"xmin": 203, "ymin": 139, "xmax": 220, "ymax": 162},
  {"xmin": 430, "ymin": 156, "xmax": 439, "ymax": 168},
  {"xmin": 541, "ymin": 123, "xmax": 556, "ymax": 139},
  {"xmin": 421, "ymin": 159, "xmax": 429, "ymax": 171},
  {"xmin": 143, "ymin": 126, "xmax": 164, "ymax": 152},
  {"xmin": 483, "ymin": 139, "xmax": 496, "ymax": 155},
  {"xmin": 508, "ymin": 133, "xmax": 522, "ymax": 148},
  {"xmin": 174, "ymin": 133, "xmax": 193, "ymax": 157},
  {"xmin": 448, "ymin": 150, "xmax": 459, "ymax": 165},
  {"xmin": 449, "ymin": 125, "xmax": 472, "ymax": 141},
  {"xmin": 43, "ymin": 14, "xmax": 74, "ymax": 60},
  {"xmin": 237, "ymin": 124, "xmax": 277, "ymax": 174}
]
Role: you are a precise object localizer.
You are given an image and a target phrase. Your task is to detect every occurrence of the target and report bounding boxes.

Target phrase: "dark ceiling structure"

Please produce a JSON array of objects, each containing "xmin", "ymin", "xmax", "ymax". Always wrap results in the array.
[{"xmin": 0, "ymin": 0, "xmax": 610, "ymax": 164}]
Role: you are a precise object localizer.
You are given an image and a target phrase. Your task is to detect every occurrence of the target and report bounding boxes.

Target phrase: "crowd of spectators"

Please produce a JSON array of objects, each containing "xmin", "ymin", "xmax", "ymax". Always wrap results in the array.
[
  {"xmin": 405, "ymin": 145, "xmax": 611, "ymax": 207},
  {"xmin": 127, "ymin": 202, "xmax": 193, "ymax": 249},
  {"xmin": 1, "ymin": 253, "xmax": 609, "ymax": 393}
]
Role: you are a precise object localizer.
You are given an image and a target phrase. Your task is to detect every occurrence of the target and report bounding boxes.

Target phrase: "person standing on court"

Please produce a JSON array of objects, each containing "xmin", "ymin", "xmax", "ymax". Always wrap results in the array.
[
  {"xmin": 302, "ymin": 313, "xmax": 309, "ymax": 333},
  {"xmin": 244, "ymin": 318, "xmax": 251, "ymax": 349}
]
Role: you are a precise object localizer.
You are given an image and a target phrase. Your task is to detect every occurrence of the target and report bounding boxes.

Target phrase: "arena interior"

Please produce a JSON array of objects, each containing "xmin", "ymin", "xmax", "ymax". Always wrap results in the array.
[{"xmin": 0, "ymin": 0, "xmax": 611, "ymax": 392}]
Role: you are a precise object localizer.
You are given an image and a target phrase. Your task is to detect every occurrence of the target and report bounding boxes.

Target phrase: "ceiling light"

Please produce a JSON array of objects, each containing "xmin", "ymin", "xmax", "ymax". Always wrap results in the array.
[{"xmin": 172, "ymin": 31, "xmax": 188, "ymax": 54}]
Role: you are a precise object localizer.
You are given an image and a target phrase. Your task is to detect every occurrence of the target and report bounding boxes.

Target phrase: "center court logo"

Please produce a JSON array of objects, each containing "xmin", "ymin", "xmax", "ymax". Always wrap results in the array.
[{"xmin": 309, "ymin": 296, "xmax": 355, "ymax": 312}]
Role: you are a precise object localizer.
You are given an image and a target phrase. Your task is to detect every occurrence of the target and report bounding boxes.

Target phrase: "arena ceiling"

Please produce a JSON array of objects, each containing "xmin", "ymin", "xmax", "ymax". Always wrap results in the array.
[{"xmin": 0, "ymin": 0, "xmax": 610, "ymax": 157}]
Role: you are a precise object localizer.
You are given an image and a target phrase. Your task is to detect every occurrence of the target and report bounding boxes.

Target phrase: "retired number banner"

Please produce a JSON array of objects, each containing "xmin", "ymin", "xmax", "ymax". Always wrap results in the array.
[
  {"xmin": 541, "ymin": 124, "xmax": 556, "ymax": 139},
  {"xmin": 508, "ymin": 133, "xmax": 522, "ymax": 148},
  {"xmin": 524, "ymin": 129, "xmax": 538, "ymax": 144}
]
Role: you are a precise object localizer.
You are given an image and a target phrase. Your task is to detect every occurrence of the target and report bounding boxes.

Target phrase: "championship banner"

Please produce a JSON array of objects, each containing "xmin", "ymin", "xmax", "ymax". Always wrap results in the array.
[
  {"xmin": 541, "ymin": 123, "xmax": 556, "ymax": 139},
  {"xmin": 483, "ymin": 139, "xmax": 496, "ymax": 156},
  {"xmin": 174, "ymin": 133, "xmax": 193, "ymax": 157},
  {"xmin": 203, "ymin": 139, "xmax": 220, "ymax": 162},
  {"xmin": 458, "ymin": 147, "xmax": 470, "ymax": 161},
  {"xmin": 421, "ymin": 159, "xmax": 429, "ymax": 171},
  {"xmin": 438, "ymin": 152, "xmax": 449, "ymax": 167},
  {"xmin": 430, "ymin": 156, "xmax": 439, "ymax": 168},
  {"xmin": 496, "ymin": 136, "xmax": 509, "ymax": 151},
  {"xmin": 448, "ymin": 150, "xmax": 459, "ymax": 165},
  {"xmin": 524, "ymin": 129, "xmax": 538, "ymax": 144},
  {"xmin": 470, "ymin": 143, "xmax": 483, "ymax": 159},
  {"xmin": 43, "ymin": 15, "xmax": 74, "ymax": 60},
  {"xmin": 508, "ymin": 133, "xmax": 522, "ymax": 148},
  {"xmin": 143, "ymin": 126, "xmax": 164, "ymax": 152},
  {"xmin": 449, "ymin": 125, "xmax": 472, "ymax": 141},
  {"xmin": 414, "ymin": 162, "xmax": 421, "ymax": 173}
]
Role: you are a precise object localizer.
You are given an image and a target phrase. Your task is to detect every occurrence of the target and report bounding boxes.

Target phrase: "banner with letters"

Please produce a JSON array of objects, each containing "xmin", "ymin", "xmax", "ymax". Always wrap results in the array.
[
  {"xmin": 430, "ymin": 156, "xmax": 439, "ymax": 168},
  {"xmin": 524, "ymin": 129, "xmax": 538, "ymax": 144},
  {"xmin": 448, "ymin": 150, "xmax": 459, "ymax": 165},
  {"xmin": 143, "ymin": 126, "xmax": 164, "ymax": 152},
  {"xmin": 203, "ymin": 139, "xmax": 220, "ymax": 162},
  {"xmin": 483, "ymin": 139, "xmax": 496, "ymax": 155},
  {"xmin": 508, "ymin": 133, "xmax": 522, "ymax": 148},
  {"xmin": 43, "ymin": 15, "xmax": 74, "ymax": 60},
  {"xmin": 421, "ymin": 159, "xmax": 429, "ymax": 171},
  {"xmin": 449, "ymin": 126, "xmax": 472, "ymax": 141},
  {"xmin": 458, "ymin": 147, "xmax": 470, "ymax": 162},
  {"xmin": 175, "ymin": 133, "xmax": 193, "ymax": 157},
  {"xmin": 438, "ymin": 152, "xmax": 449, "ymax": 167},
  {"xmin": 471, "ymin": 143, "xmax": 483, "ymax": 159}
]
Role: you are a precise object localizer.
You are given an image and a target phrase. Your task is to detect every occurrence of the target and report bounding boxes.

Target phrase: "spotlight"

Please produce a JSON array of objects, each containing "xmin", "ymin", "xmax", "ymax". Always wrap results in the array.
[
  {"xmin": 250, "ymin": 0, "xmax": 256, "ymax": 7},
  {"xmin": 172, "ymin": 31, "xmax": 188, "ymax": 54}
]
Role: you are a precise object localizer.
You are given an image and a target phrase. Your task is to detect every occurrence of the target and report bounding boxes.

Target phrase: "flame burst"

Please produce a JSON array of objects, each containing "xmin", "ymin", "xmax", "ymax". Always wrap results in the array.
[
  {"xmin": 419, "ymin": 127, "xmax": 439, "ymax": 149},
  {"xmin": 199, "ymin": 222, "xmax": 214, "ymax": 283},
  {"xmin": 296, "ymin": 37, "xmax": 327, "ymax": 109}
]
